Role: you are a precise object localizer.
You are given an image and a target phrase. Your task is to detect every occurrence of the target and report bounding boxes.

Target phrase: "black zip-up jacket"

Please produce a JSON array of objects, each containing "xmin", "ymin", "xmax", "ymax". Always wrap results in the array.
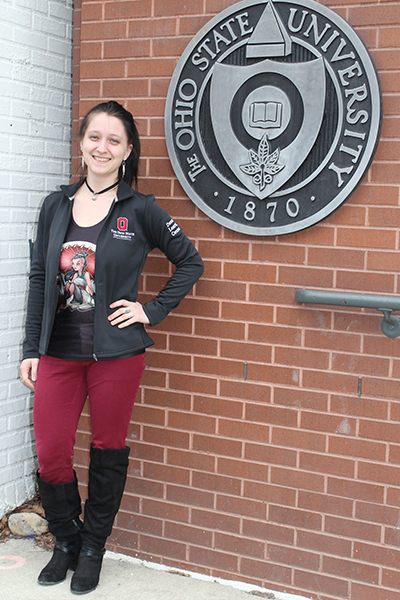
[{"xmin": 22, "ymin": 180, "xmax": 204, "ymax": 361}]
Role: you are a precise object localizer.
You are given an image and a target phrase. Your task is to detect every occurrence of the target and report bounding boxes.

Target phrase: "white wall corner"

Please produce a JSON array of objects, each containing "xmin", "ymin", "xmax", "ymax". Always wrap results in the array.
[{"xmin": 0, "ymin": 0, "xmax": 74, "ymax": 517}]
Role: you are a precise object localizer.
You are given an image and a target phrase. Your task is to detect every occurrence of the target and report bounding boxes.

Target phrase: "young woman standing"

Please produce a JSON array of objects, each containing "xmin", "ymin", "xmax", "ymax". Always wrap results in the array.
[{"xmin": 20, "ymin": 101, "xmax": 203, "ymax": 594}]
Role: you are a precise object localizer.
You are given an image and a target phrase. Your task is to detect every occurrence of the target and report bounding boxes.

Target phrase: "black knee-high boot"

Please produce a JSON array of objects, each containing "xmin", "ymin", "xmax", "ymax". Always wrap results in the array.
[
  {"xmin": 70, "ymin": 445, "xmax": 130, "ymax": 595},
  {"xmin": 37, "ymin": 472, "xmax": 82, "ymax": 585}
]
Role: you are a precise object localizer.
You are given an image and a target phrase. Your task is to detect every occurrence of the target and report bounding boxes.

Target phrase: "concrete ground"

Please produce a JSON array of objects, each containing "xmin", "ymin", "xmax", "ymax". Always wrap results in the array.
[{"xmin": 1, "ymin": 537, "xmax": 310, "ymax": 600}]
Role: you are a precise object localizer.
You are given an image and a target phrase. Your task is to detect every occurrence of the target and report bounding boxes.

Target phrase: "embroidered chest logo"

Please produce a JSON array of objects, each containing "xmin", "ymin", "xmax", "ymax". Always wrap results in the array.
[{"xmin": 111, "ymin": 217, "xmax": 135, "ymax": 241}]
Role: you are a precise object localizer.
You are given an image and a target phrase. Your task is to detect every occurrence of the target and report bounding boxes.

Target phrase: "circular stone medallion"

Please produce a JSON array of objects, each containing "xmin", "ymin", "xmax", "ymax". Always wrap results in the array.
[{"xmin": 165, "ymin": 0, "xmax": 382, "ymax": 236}]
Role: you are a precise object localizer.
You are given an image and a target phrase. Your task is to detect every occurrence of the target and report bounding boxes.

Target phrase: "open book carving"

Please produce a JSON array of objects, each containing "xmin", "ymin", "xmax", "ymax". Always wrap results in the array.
[{"xmin": 250, "ymin": 101, "xmax": 283, "ymax": 129}]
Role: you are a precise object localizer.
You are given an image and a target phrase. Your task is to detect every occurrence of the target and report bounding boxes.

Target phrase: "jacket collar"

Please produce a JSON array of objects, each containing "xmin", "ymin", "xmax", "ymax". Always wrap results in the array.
[
  {"xmin": 60, "ymin": 179, "xmax": 85, "ymax": 199},
  {"xmin": 60, "ymin": 179, "xmax": 136, "ymax": 202},
  {"xmin": 115, "ymin": 180, "xmax": 137, "ymax": 202}
]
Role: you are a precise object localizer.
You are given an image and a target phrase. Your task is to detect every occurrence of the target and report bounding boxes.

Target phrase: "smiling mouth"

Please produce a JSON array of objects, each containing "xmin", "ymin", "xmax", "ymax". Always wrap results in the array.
[{"xmin": 93, "ymin": 156, "xmax": 111, "ymax": 162}]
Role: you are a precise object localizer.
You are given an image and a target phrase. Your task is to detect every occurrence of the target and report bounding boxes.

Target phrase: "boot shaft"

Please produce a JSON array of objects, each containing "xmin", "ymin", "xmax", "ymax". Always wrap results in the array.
[
  {"xmin": 82, "ymin": 445, "xmax": 130, "ymax": 548},
  {"xmin": 36, "ymin": 472, "xmax": 82, "ymax": 538}
]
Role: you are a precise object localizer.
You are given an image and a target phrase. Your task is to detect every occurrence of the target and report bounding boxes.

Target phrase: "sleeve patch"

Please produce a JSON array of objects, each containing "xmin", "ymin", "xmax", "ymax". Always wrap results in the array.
[{"xmin": 166, "ymin": 218, "xmax": 181, "ymax": 237}]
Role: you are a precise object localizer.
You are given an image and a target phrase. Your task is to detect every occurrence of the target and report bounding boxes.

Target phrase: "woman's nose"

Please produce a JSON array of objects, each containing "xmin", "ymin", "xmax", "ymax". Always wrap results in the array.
[{"xmin": 97, "ymin": 138, "xmax": 107, "ymax": 152}]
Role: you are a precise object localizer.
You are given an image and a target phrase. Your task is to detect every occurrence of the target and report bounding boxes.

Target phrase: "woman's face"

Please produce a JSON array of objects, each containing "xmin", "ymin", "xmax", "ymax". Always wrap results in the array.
[{"xmin": 81, "ymin": 112, "xmax": 132, "ymax": 181}]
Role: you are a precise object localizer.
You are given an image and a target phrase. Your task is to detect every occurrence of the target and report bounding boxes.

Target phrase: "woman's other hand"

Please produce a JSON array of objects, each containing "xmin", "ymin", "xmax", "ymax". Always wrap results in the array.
[
  {"xmin": 108, "ymin": 300, "xmax": 150, "ymax": 328},
  {"xmin": 20, "ymin": 358, "xmax": 40, "ymax": 390}
]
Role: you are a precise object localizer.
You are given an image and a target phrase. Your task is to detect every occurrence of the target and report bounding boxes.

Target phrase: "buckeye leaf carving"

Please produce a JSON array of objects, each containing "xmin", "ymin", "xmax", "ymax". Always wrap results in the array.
[{"xmin": 240, "ymin": 134, "xmax": 284, "ymax": 191}]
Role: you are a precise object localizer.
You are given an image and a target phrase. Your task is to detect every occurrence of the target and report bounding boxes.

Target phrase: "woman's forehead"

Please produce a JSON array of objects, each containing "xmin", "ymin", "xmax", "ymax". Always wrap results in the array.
[{"xmin": 86, "ymin": 112, "xmax": 126, "ymax": 137}]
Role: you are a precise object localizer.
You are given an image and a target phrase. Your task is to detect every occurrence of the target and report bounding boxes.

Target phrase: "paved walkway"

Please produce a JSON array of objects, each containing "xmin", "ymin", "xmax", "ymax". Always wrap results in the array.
[{"xmin": 1, "ymin": 537, "xmax": 309, "ymax": 600}]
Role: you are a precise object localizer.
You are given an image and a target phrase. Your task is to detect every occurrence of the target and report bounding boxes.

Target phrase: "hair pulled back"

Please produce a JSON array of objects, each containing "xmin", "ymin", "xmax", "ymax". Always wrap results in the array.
[{"xmin": 79, "ymin": 101, "xmax": 140, "ymax": 187}]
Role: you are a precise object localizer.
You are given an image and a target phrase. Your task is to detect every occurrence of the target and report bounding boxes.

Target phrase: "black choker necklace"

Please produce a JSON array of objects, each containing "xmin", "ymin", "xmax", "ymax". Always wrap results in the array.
[{"xmin": 85, "ymin": 178, "xmax": 120, "ymax": 201}]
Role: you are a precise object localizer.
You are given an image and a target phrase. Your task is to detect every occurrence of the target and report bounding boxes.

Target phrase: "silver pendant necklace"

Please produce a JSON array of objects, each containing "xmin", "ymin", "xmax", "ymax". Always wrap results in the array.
[{"xmin": 85, "ymin": 178, "xmax": 120, "ymax": 201}]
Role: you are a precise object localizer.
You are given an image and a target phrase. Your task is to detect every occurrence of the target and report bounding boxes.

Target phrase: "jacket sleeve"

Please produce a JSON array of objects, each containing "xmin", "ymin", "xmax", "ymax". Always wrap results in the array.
[
  {"xmin": 141, "ymin": 197, "xmax": 204, "ymax": 326},
  {"xmin": 22, "ymin": 202, "xmax": 47, "ymax": 360}
]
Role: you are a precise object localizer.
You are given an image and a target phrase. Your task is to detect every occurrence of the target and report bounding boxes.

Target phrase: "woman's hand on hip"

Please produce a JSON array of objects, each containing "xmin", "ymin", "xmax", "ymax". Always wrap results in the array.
[
  {"xmin": 108, "ymin": 300, "xmax": 150, "ymax": 328},
  {"xmin": 20, "ymin": 358, "xmax": 39, "ymax": 390}
]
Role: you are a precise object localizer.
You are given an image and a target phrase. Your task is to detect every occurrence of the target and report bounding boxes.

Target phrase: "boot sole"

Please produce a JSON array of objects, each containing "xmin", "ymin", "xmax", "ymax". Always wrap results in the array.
[
  {"xmin": 38, "ymin": 579, "xmax": 67, "ymax": 586},
  {"xmin": 70, "ymin": 585, "xmax": 98, "ymax": 595}
]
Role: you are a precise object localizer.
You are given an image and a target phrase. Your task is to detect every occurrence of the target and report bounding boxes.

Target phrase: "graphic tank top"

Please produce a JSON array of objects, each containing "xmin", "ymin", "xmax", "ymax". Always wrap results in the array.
[{"xmin": 47, "ymin": 216, "xmax": 106, "ymax": 360}]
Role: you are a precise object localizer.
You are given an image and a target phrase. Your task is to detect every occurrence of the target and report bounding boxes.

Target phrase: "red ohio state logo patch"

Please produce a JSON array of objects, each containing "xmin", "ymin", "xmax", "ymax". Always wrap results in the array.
[
  {"xmin": 117, "ymin": 217, "xmax": 128, "ymax": 231},
  {"xmin": 111, "ymin": 217, "xmax": 135, "ymax": 241}
]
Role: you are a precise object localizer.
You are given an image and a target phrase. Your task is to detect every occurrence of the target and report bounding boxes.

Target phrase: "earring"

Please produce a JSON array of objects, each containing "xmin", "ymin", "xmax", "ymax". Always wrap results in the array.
[
  {"xmin": 122, "ymin": 160, "xmax": 126, "ymax": 178},
  {"xmin": 81, "ymin": 155, "xmax": 85, "ymax": 170}
]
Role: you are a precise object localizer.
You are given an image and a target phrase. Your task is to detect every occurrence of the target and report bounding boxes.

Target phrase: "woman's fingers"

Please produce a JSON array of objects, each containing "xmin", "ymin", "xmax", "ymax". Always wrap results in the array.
[
  {"xmin": 20, "ymin": 358, "xmax": 39, "ymax": 390},
  {"xmin": 108, "ymin": 300, "xmax": 149, "ymax": 327}
]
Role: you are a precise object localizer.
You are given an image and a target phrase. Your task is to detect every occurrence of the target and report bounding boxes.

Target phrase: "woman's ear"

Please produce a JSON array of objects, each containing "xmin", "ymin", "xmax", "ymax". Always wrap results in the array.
[{"xmin": 124, "ymin": 144, "xmax": 133, "ymax": 161}]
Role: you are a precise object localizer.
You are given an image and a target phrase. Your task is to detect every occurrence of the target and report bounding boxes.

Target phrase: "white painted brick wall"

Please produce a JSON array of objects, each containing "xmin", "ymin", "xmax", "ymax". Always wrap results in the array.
[{"xmin": 0, "ymin": 0, "xmax": 73, "ymax": 517}]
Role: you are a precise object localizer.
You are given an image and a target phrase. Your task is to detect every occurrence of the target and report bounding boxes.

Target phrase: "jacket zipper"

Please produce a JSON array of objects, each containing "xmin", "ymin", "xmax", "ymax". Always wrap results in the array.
[{"xmin": 92, "ymin": 197, "xmax": 118, "ymax": 360}]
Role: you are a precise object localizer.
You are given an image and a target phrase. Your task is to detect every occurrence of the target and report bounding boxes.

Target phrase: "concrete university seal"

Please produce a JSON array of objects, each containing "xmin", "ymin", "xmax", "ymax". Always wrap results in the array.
[{"xmin": 165, "ymin": 0, "xmax": 382, "ymax": 236}]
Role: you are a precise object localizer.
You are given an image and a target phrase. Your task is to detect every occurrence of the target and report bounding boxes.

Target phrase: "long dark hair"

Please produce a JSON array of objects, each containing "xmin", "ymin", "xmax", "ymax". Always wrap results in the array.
[{"xmin": 79, "ymin": 101, "xmax": 140, "ymax": 187}]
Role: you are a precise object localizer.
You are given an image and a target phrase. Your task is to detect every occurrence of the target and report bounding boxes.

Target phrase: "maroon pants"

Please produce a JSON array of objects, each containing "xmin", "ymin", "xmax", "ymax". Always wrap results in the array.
[{"xmin": 33, "ymin": 354, "xmax": 145, "ymax": 484}]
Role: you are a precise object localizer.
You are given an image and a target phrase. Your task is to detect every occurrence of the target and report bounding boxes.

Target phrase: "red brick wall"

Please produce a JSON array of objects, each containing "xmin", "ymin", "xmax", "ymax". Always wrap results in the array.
[{"xmin": 72, "ymin": 2, "xmax": 400, "ymax": 599}]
